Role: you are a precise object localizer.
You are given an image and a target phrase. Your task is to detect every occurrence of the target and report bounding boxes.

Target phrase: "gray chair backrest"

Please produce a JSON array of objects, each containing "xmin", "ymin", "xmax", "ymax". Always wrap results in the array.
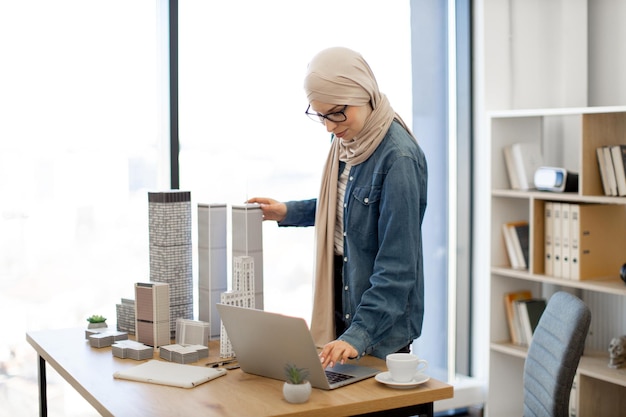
[{"xmin": 523, "ymin": 291, "xmax": 591, "ymax": 417}]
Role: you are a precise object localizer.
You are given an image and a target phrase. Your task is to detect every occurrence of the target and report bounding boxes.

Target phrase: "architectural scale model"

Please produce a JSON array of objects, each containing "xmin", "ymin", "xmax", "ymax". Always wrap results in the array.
[
  {"xmin": 148, "ymin": 191, "xmax": 194, "ymax": 337},
  {"xmin": 175, "ymin": 318, "xmax": 210, "ymax": 347},
  {"xmin": 87, "ymin": 330, "xmax": 129, "ymax": 348},
  {"xmin": 116, "ymin": 297, "xmax": 136, "ymax": 334},
  {"xmin": 231, "ymin": 204, "xmax": 264, "ymax": 308},
  {"xmin": 159, "ymin": 343, "xmax": 209, "ymax": 364},
  {"xmin": 198, "ymin": 203, "xmax": 227, "ymax": 339},
  {"xmin": 231, "ymin": 255, "xmax": 256, "ymax": 306},
  {"xmin": 112, "ymin": 340, "xmax": 154, "ymax": 360},
  {"xmin": 135, "ymin": 281, "xmax": 170, "ymax": 348},
  {"xmin": 220, "ymin": 255, "xmax": 256, "ymax": 358},
  {"xmin": 197, "ymin": 203, "xmax": 264, "ymax": 339}
]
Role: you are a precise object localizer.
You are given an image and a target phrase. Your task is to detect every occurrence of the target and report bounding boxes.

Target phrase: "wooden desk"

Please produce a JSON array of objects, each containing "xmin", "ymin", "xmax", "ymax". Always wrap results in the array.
[{"xmin": 27, "ymin": 328, "xmax": 453, "ymax": 417}]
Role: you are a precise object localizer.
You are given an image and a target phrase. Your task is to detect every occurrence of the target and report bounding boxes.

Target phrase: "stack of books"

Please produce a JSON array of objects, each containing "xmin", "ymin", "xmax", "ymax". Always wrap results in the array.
[
  {"xmin": 503, "ymin": 142, "xmax": 544, "ymax": 190},
  {"xmin": 502, "ymin": 221, "xmax": 529, "ymax": 270},
  {"xmin": 544, "ymin": 202, "xmax": 626, "ymax": 280},
  {"xmin": 596, "ymin": 145, "xmax": 626, "ymax": 196},
  {"xmin": 504, "ymin": 290, "xmax": 546, "ymax": 346}
]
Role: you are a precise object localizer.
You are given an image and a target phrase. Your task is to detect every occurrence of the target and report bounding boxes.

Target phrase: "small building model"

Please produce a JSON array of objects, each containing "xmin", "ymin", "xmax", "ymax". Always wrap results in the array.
[
  {"xmin": 87, "ymin": 331, "xmax": 128, "ymax": 348},
  {"xmin": 116, "ymin": 297, "xmax": 136, "ymax": 334},
  {"xmin": 135, "ymin": 282, "xmax": 170, "ymax": 348},
  {"xmin": 159, "ymin": 343, "xmax": 209, "ymax": 364},
  {"xmin": 220, "ymin": 255, "xmax": 256, "ymax": 358},
  {"xmin": 112, "ymin": 340, "xmax": 154, "ymax": 360},
  {"xmin": 175, "ymin": 318, "xmax": 210, "ymax": 347}
]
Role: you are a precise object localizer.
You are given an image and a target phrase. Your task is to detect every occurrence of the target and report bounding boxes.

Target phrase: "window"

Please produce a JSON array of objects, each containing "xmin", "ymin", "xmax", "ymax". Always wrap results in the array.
[
  {"xmin": 0, "ymin": 1, "xmax": 474, "ymax": 415},
  {"xmin": 0, "ymin": 2, "xmax": 160, "ymax": 415},
  {"xmin": 178, "ymin": 0, "xmax": 412, "ymax": 320}
]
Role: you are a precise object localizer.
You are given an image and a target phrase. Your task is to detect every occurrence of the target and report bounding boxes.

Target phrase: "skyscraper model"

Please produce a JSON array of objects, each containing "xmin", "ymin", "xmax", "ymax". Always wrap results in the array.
[
  {"xmin": 148, "ymin": 191, "xmax": 193, "ymax": 337},
  {"xmin": 198, "ymin": 203, "xmax": 263, "ymax": 338},
  {"xmin": 197, "ymin": 203, "xmax": 227, "ymax": 339},
  {"xmin": 135, "ymin": 282, "xmax": 170, "ymax": 348},
  {"xmin": 231, "ymin": 204, "xmax": 264, "ymax": 309}
]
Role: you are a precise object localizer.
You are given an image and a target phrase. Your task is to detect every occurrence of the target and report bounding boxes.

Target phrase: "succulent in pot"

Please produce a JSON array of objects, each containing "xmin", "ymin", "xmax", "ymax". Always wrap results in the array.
[
  {"xmin": 86, "ymin": 315, "xmax": 107, "ymax": 329},
  {"xmin": 282, "ymin": 363, "xmax": 311, "ymax": 403}
]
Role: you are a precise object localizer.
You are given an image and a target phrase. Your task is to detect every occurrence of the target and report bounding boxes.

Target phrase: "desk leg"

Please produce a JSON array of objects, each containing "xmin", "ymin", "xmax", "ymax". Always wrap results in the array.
[
  {"xmin": 418, "ymin": 402, "xmax": 434, "ymax": 417},
  {"xmin": 356, "ymin": 401, "xmax": 433, "ymax": 417},
  {"xmin": 37, "ymin": 354, "xmax": 48, "ymax": 417}
]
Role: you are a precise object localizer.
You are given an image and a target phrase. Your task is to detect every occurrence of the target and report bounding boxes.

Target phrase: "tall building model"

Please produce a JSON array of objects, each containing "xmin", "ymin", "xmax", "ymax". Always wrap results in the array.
[
  {"xmin": 198, "ymin": 203, "xmax": 263, "ymax": 339},
  {"xmin": 135, "ymin": 282, "xmax": 170, "ymax": 348},
  {"xmin": 148, "ymin": 191, "xmax": 193, "ymax": 336},
  {"xmin": 231, "ymin": 204, "xmax": 264, "ymax": 308},
  {"xmin": 198, "ymin": 203, "xmax": 227, "ymax": 339}
]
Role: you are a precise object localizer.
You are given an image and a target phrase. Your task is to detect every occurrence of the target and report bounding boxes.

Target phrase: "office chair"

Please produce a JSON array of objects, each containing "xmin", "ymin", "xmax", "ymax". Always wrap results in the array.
[{"xmin": 523, "ymin": 291, "xmax": 591, "ymax": 417}]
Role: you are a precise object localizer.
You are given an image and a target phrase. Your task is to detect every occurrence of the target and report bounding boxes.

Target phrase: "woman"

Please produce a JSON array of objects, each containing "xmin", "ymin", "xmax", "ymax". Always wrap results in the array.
[{"xmin": 249, "ymin": 47, "xmax": 427, "ymax": 368}]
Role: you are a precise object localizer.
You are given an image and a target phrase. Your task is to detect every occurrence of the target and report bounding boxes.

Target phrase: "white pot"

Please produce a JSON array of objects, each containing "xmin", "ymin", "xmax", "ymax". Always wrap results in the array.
[
  {"xmin": 283, "ymin": 381, "xmax": 311, "ymax": 404},
  {"xmin": 88, "ymin": 322, "xmax": 107, "ymax": 329}
]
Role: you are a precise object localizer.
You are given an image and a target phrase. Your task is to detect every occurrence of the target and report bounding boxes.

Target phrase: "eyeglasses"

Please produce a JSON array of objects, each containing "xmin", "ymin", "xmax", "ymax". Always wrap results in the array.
[{"xmin": 305, "ymin": 104, "xmax": 348, "ymax": 123}]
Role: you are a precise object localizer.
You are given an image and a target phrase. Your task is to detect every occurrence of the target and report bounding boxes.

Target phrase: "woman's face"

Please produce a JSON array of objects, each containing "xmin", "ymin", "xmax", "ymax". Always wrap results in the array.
[{"xmin": 309, "ymin": 100, "xmax": 372, "ymax": 142}]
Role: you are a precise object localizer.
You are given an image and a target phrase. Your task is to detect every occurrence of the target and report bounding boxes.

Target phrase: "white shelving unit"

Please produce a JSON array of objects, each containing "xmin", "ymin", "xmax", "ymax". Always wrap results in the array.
[
  {"xmin": 486, "ymin": 107, "xmax": 626, "ymax": 416},
  {"xmin": 475, "ymin": 1, "xmax": 626, "ymax": 415}
]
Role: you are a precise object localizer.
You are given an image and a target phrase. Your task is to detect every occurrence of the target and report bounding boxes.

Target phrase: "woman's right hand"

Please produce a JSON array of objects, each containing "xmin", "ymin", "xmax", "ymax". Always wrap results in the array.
[{"xmin": 246, "ymin": 197, "xmax": 287, "ymax": 222}]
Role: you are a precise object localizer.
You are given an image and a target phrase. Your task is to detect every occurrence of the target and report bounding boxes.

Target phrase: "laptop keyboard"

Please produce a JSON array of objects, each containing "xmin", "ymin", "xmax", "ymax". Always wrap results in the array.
[{"xmin": 325, "ymin": 370, "xmax": 355, "ymax": 384}]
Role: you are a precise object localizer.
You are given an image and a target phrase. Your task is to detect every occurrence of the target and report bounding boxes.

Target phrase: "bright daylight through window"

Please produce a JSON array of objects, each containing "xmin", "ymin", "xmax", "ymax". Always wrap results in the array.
[
  {"xmin": 179, "ymin": 0, "xmax": 411, "ymax": 321},
  {"xmin": 0, "ymin": 2, "xmax": 159, "ymax": 415},
  {"xmin": 0, "ymin": 1, "xmax": 410, "ymax": 415}
]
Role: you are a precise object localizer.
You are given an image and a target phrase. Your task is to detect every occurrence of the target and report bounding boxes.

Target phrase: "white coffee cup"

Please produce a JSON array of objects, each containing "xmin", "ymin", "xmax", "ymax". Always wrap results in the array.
[{"xmin": 386, "ymin": 353, "xmax": 428, "ymax": 383}]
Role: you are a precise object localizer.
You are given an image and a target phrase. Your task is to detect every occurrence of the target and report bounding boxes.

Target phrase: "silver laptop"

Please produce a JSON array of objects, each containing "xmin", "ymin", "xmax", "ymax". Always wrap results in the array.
[{"xmin": 216, "ymin": 304, "xmax": 380, "ymax": 389}]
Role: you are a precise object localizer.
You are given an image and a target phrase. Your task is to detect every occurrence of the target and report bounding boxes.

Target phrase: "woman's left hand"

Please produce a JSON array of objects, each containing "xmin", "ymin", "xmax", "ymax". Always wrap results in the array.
[{"xmin": 319, "ymin": 340, "xmax": 358, "ymax": 368}]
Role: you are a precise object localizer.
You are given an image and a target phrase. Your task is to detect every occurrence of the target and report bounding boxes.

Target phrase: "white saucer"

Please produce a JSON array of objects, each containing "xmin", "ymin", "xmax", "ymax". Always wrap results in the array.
[{"xmin": 375, "ymin": 371, "xmax": 430, "ymax": 389}]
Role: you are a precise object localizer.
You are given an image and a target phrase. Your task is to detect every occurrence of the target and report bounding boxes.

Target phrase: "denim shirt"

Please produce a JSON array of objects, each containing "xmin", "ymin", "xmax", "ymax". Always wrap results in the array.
[{"xmin": 279, "ymin": 121, "xmax": 428, "ymax": 359}]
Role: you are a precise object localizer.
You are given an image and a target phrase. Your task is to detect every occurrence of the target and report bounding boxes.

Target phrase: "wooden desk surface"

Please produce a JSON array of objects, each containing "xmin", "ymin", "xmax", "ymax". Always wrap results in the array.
[{"xmin": 27, "ymin": 328, "xmax": 453, "ymax": 417}]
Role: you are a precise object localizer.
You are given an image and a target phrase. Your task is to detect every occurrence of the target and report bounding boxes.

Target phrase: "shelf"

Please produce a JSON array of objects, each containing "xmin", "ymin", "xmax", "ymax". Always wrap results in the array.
[
  {"xmin": 579, "ymin": 352, "xmax": 626, "ymax": 388},
  {"xmin": 492, "ymin": 189, "xmax": 626, "ymax": 205},
  {"xmin": 482, "ymin": 2, "xmax": 626, "ymax": 414},
  {"xmin": 487, "ymin": 106, "xmax": 626, "ymax": 119},
  {"xmin": 489, "ymin": 341, "xmax": 527, "ymax": 359},
  {"xmin": 491, "ymin": 266, "xmax": 626, "ymax": 297},
  {"xmin": 488, "ymin": 107, "xmax": 626, "ymax": 415},
  {"xmin": 490, "ymin": 343, "xmax": 626, "ymax": 388}
]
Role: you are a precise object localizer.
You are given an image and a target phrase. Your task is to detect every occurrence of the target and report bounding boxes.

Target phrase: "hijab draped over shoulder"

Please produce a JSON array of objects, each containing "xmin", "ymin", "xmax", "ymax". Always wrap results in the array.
[{"xmin": 304, "ymin": 47, "xmax": 414, "ymax": 346}]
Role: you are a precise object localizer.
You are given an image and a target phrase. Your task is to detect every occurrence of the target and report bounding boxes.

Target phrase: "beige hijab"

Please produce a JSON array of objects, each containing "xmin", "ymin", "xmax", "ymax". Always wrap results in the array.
[{"xmin": 304, "ymin": 47, "xmax": 414, "ymax": 346}]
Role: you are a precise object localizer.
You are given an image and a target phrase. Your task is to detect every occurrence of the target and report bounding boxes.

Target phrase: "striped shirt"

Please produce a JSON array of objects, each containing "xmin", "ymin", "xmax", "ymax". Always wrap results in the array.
[{"xmin": 334, "ymin": 164, "xmax": 351, "ymax": 255}]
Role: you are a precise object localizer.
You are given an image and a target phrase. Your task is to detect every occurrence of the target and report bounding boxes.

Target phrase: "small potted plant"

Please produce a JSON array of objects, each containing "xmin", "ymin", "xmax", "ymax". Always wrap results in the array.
[
  {"xmin": 282, "ymin": 363, "xmax": 311, "ymax": 404},
  {"xmin": 86, "ymin": 315, "xmax": 107, "ymax": 329}
]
